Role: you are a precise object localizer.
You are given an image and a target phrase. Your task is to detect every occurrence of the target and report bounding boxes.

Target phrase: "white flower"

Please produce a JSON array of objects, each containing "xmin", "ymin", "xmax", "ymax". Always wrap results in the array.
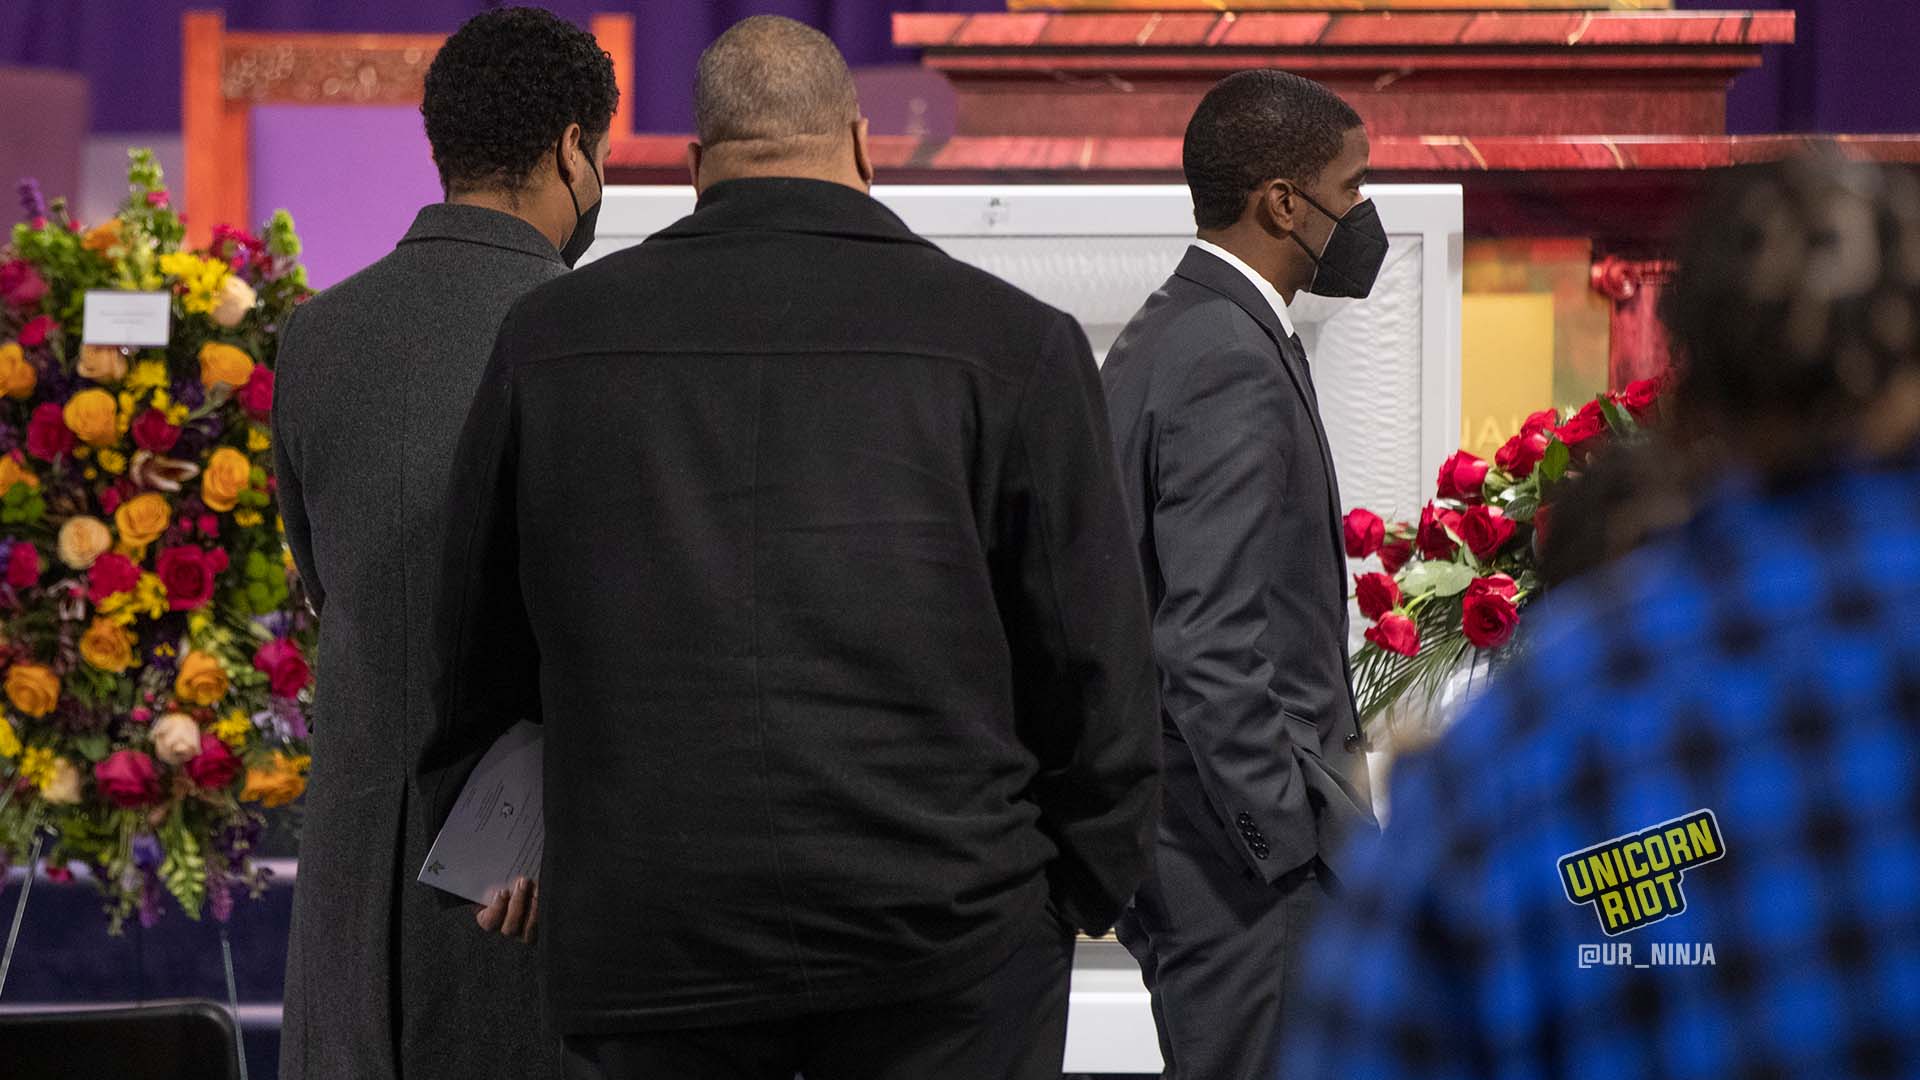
[{"xmin": 152, "ymin": 712, "xmax": 202, "ymax": 765}]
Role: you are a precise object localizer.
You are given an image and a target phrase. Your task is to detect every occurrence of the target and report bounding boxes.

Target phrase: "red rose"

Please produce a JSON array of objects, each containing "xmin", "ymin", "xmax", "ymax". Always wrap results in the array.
[
  {"xmin": 5, "ymin": 542, "xmax": 39, "ymax": 590},
  {"xmin": 1354, "ymin": 572, "xmax": 1401, "ymax": 621},
  {"xmin": 1555, "ymin": 400, "xmax": 1608, "ymax": 451},
  {"xmin": 156, "ymin": 546, "xmax": 219, "ymax": 611},
  {"xmin": 94, "ymin": 750, "xmax": 163, "ymax": 808},
  {"xmin": 88, "ymin": 552, "xmax": 142, "ymax": 602},
  {"xmin": 131, "ymin": 409, "xmax": 182, "ymax": 453},
  {"xmin": 1416, "ymin": 504, "xmax": 1462, "ymax": 561},
  {"xmin": 17, "ymin": 315, "xmax": 57, "ymax": 347},
  {"xmin": 25, "ymin": 402, "xmax": 74, "ymax": 461},
  {"xmin": 1533, "ymin": 503, "xmax": 1555, "ymax": 550},
  {"xmin": 1521, "ymin": 408, "xmax": 1560, "ymax": 436},
  {"xmin": 0, "ymin": 259, "xmax": 48, "ymax": 308},
  {"xmin": 1343, "ymin": 508, "xmax": 1385, "ymax": 559},
  {"xmin": 254, "ymin": 637, "xmax": 312, "ymax": 698},
  {"xmin": 1379, "ymin": 537, "xmax": 1414, "ymax": 575},
  {"xmin": 186, "ymin": 733, "xmax": 243, "ymax": 789},
  {"xmin": 1616, "ymin": 377, "xmax": 1664, "ymax": 423},
  {"xmin": 1459, "ymin": 505, "xmax": 1516, "ymax": 561},
  {"xmin": 1435, "ymin": 451, "xmax": 1491, "ymax": 504},
  {"xmin": 1467, "ymin": 573, "xmax": 1519, "ymax": 602},
  {"xmin": 1496, "ymin": 428, "xmax": 1550, "ymax": 478},
  {"xmin": 237, "ymin": 367, "xmax": 274, "ymax": 421},
  {"xmin": 1365, "ymin": 612, "xmax": 1421, "ymax": 657},
  {"xmin": 1462, "ymin": 589, "xmax": 1520, "ymax": 649}
]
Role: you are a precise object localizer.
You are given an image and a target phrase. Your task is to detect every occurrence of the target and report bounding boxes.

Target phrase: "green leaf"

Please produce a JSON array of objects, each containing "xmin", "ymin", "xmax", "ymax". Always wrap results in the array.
[
  {"xmin": 1599, "ymin": 396, "xmax": 1631, "ymax": 434},
  {"xmin": 1400, "ymin": 560, "xmax": 1474, "ymax": 598},
  {"xmin": 1539, "ymin": 438, "xmax": 1570, "ymax": 484},
  {"xmin": 1506, "ymin": 494, "xmax": 1540, "ymax": 523},
  {"xmin": 73, "ymin": 733, "xmax": 111, "ymax": 762}
]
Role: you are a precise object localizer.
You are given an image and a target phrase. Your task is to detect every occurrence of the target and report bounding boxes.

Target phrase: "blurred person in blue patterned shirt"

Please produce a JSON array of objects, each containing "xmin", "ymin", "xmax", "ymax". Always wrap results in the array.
[{"xmin": 1283, "ymin": 151, "xmax": 1920, "ymax": 1079}]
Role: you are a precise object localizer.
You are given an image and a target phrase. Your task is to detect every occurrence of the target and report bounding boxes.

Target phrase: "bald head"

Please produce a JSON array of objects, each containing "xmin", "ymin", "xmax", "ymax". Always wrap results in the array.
[{"xmin": 689, "ymin": 16, "xmax": 872, "ymax": 191}]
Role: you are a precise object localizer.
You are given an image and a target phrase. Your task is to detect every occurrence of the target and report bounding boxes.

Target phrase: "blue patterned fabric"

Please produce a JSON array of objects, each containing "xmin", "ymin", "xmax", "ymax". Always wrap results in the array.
[{"xmin": 1284, "ymin": 456, "xmax": 1920, "ymax": 1079}]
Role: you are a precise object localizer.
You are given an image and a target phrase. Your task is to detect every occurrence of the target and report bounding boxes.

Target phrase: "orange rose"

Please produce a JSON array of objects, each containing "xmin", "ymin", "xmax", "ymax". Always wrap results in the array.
[
  {"xmin": 0, "ymin": 342, "xmax": 37, "ymax": 399},
  {"xmin": 5, "ymin": 663, "xmax": 61, "ymax": 718},
  {"xmin": 174, "ymin": 650, "xmax": 229, "ymax": 707},
  {"xmin": 241, "ymin": 751, "xmax": 309, "ymax": 808},
  {"xmin": 80, "ymin": 618, "xmax": 136, "ymax": 673},
  {"xmin": 83, "ymin": 219, "xmax": 123, "ymax": 254},
  {"xmin": 201, "ymin": 447, "xmax": 252, "ymax": 513},
  {"xmin": 0, "ymin": 451, "xmax": 38, "ymax": 495},
  {"xmin": 63, "ymin": 388, "xmax": 120, "ymax": 447},
  {"xmin": 114, "ymin": 492, "xmax": 172, "ymax": 549},
  {"xmin": 199, "ymin": 342, "xmax": 256, "ymax": 391},
  {"xmin": 76, "ymin": 344, "xmax": 129, "ymax": 384}
]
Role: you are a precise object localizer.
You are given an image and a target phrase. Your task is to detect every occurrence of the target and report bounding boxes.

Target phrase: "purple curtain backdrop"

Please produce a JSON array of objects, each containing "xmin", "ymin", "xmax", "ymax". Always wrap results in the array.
[{"xmin": 1, "ymin": 0, "xmax": 1916, "ymax": 136}]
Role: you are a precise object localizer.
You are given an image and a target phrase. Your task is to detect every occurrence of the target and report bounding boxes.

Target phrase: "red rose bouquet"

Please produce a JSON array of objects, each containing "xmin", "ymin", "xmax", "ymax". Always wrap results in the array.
[
  {"xmin": 0, "ymin": 152, "xmax": 315, "ymax": 930},
  {"xmin": 1344, "ymin": 382, "xmax": 1664, "ymax": 724}
]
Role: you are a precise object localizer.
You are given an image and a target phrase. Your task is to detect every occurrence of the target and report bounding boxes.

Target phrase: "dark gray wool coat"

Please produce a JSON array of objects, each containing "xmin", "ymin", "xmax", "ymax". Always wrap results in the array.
[{"xmin": 272, "ymin": 204, "xmax": 565, "ymax": 1079}]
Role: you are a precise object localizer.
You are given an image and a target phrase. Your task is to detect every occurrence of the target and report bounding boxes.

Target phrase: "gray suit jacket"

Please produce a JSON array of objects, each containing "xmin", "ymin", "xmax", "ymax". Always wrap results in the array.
[
  {"xmin": 273, "ymin": 204, "xmax": 565, "ymax": 1079},
  {"xmin": 1102, "ymin": 246, "xmax": 1376, "ymax": 883}
]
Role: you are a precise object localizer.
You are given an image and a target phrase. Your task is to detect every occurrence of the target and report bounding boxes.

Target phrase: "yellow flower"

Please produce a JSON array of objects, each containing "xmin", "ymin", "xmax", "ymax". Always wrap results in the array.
[
  {"xmin": 5, "ymin": 663, "xmax": 61, "ymax": 718},
  {"xmin": 0, "ymin": 716, "xmax": 19, "ymax": 758},
  {"xmin": 0, "ymin": 342, "xmax": 37, "ymax": 399},
  {"xmin": 0, "ymin": 451, "xmax": 39, "ymax": 494},
  {"xmin": 127, "ymin": 359, "xmax": 169, "ymax": 394},
  {"xmin": 56, "ymin": 515, "xmax": 113, "ymax": 569},
  {"xmin": 212, "ymin": 710, "xmax": 253, "ymax": 749},
  {"xmin": 63, "ymin": 388, "xmax": 120, "ymax": 447},
  {"xmin": 80, "ymin": 618, "xmax": 136, "ymax": 673},
  {"xmin": 202, "ymin": 447, "xmax": 252, "ymax": 512},
  {"xmin": 17, "ymin": 745, "xmax": 55, "ymax": 788},
  {"xmin": 175, "ymin": 650, "xmax": 229, "ymax": 707},
  {"xmin": 166, "ymin": 404, "xmax": 189, "ymax": 425},
  {"xmin": 98, "ymin": 449, "xmax": 128, "ymax": 475},
  {"xmin": 100, "ymin": 571, "xmax": 169, "ymax": 626},
  {"xmin": 247, "ymin": 427, "xmax": 271, "ymax": 453},
  {"xmin": 240, "ymin": 751, "xmax": 309, "ymax": 808},
  {"xmin": 83, "ymin": 218, "xmax": 124, "ymax": 254},
  {"xmin": 77, "ymin": 344, "xmax": 129, "ymax": 384},
  {"xmin": 115, "ymin": 492, "xmax": 172, "ymax": 548},
  {"xmin": 198, "ymin": 342, "xmax": 255, "ymax": 392},
  {"xmin": 235, "ymin": 509, "xmax": 263, "ymax": 528},
  {"xmin": 160, "ymin": 251, "xmax": 229, "ymax": 316},
  {"xmin": 41, "ymin": 757, "xmax": 82, "ymax": 804}
]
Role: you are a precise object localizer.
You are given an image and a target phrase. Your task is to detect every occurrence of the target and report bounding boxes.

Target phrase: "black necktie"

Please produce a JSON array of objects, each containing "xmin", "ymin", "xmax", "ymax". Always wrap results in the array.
[{"xmin": 1287, "ymin": 331, "xmax": 1318, "ymax": 408}]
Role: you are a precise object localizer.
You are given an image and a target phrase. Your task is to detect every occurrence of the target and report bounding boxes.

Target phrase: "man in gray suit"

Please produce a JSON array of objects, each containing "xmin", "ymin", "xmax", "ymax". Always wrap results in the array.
[
  {"xmin": 1101, "ymin": 71, "xmax": 1383, "ymax": 1080},
  {"xmin": 270, "ymin": 9, "xmax": 614, "ymax": 1077}
]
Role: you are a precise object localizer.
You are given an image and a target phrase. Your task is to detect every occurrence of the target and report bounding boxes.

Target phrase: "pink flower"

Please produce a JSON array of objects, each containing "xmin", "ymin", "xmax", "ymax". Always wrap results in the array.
[
  {"xmin": 156, "ymin": 546, "xmax": 220, "ymax": 611},
  {"xmin": 0, "ymin": 260, "xmax": 48, "ymax": 308},
  {"xmin": 95, "ymin": 750, "xmax": 163, "ymax": 808},
  {"xmin": 146, "ymin": 190, "xmax": 171, "ymax": 208},
  {"xmin": 237, "ymin": 366, "xmax": 274, "ymax": 421},
  {"xmin": 88, "ymin": 552, "xmax": 141, "ymax": 602},
  {"xmin": 186, "ymin": 733, "xmax": 243, "ymax": 789},
  {"xmin": 25, "ymin": 402, "xmax": 73, "ymax": 461},
  {"xmin": 254, "ymin": 638, "xmax": 312, "ymax": 698},
  {"xmin": 5, "ymin": 543, "xmax": 40, "ymax": 590},
  {"xmin": 17, "ymin": 315, "xmax": 57, "ymax": 348}
]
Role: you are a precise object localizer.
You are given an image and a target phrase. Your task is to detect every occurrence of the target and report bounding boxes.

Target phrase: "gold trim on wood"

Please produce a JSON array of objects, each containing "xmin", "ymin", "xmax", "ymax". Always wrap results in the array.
[{"xmin": 218, "ymin": 33, "xmax": 444, "ymax": 104}]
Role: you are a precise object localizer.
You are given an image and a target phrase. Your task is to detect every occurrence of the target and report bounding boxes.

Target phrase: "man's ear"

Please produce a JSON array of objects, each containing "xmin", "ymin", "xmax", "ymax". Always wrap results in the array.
[
  {"xmin": 852, "ymin": 117, "xmax": 875, "ymax": 189},
  {"xmin": 557, "ymin": 122, "xmax": 586, "ymax": 186},
  {"xmin": 686, "ymin": 141, "xmax": 704, "ymax": 192},
  {"xmin": 1258, "ymin": 178, "xmax": 1300, "ymax": 238}
]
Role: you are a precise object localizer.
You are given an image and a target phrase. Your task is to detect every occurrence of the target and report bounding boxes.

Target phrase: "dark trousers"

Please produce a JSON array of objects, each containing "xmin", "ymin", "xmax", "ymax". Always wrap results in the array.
[
  {"xmin": 1116, "ymin": 791, "xmax": 1324, "ymax": 1080},
  {"xmin": 560, "ymin": 909, "xmax": 1074, "ymax": 1080}
]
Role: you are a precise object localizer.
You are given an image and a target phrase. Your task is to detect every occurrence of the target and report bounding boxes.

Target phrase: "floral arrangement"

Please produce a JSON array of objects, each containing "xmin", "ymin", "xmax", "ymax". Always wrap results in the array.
[
  {"xmin": 0, "ymin": 152, "xmax": 314, "ymax": 930},
  {"xmin": 1344, "ymin": 378, "xmax": 1664, "ymax": 724}
]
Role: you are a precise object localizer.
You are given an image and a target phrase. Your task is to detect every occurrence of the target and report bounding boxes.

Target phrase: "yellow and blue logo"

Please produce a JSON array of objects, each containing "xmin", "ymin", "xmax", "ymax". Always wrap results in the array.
[{"xmin": 1559, "ymin": 809, "xmax": 1725, "ymax": 936}]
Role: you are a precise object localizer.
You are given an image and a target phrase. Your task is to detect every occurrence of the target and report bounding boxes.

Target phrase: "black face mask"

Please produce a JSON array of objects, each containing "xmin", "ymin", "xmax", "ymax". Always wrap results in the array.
[
  {"xmin": 559, "ymin": 142, "xmax": 604, "ymax": 268},
  {"xmin": 1290, "ymin": 189, "xmax": 1388, "ymax": 299}
]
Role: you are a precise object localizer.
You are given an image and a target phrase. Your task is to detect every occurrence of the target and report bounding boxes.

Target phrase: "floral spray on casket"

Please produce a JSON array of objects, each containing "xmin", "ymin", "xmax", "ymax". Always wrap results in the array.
[
  {"xmin": 1344, "ymin": 378, "xmax": 1665, "ymax": 733},
  {"xmin": 0, "ymin": 151, "xmax": 315, "ymax": 931}
]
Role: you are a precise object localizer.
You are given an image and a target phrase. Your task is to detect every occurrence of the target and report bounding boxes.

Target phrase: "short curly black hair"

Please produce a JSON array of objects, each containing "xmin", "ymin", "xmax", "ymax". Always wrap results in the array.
[
  {"xmin": 422, "ymin": 7, "xmax": 619, "ymax": 194},
  {"xmin": 1183, "ymin": 71, "xmax": 1363, "ymax": 231}
]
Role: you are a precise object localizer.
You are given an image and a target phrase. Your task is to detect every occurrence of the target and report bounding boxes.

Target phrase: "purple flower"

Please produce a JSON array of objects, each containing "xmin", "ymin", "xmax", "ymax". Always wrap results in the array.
[
  {"xmin": 253, "ymin": 612, "xmax": 294, "ymax": 639},
  {"xmin": 18, "ymin": 178, "xmax": 46, "ymax": 222},
  {"xmin": 207, "ymin": 867, "xmax": 236, "ymax": 923},
  {"xmin": 137, "ymin": 878, "xmax": 165, "ymax": 928},
  {"xmin": 217, "ymin": 817, "xmax": 263, "ymax": 862},
  {"xmin": 131, "ymin": 833, "xmax": 164, "ymax": 872},
  {"xmin": 0, "ymin": 417, "xmax": 19, "ymax": 455}
]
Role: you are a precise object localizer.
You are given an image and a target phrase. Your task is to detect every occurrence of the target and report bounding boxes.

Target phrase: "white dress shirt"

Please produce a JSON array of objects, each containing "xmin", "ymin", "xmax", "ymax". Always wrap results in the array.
[{"xmin": 1190, "ymin": 237, "xmax": 1297, "ymax": 337}]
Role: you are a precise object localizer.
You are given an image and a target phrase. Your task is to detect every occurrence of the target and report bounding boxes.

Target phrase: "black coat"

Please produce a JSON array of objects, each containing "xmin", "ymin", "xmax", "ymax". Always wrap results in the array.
[
  {"xmin": 1101, "ymin": 247, "xmax": 1375, "ymax": 885},
  {"xmin": 417, "ymin": 177, "xmax": 1160, "ymax": 1035},
  {"xmin": 274, "ymin": 204, "xmax": 565, "ymax": 1078}
]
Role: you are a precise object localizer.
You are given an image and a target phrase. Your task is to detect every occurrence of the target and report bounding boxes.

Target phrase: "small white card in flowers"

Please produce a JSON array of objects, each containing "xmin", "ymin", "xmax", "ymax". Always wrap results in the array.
[{"xmin": 81, "ymin": 290, "xmax": 171, "ymax": 346}]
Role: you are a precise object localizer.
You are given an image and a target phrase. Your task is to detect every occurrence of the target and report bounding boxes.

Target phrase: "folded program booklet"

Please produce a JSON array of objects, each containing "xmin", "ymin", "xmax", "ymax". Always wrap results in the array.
[{"xmin": 418, "ymin": 720, "xmax": 544, "ymax": 905}]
